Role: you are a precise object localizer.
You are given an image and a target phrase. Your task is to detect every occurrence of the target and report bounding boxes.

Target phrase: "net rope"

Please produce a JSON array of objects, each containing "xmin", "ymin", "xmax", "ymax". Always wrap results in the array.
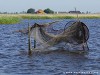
[{"xmin": 29, "ymin": 21, "xmax": 89, "ymax": 51}]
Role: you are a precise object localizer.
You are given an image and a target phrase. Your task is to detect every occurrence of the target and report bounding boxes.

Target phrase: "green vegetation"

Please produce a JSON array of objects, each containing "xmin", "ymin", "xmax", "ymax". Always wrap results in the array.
[
  {"xmin": 78, "ymin": 16, "xmax": 100, "ymax": 19},
  {"xmin": 44, "ymin": 8, "xmax": 54, "ymax": 14},
  {"xmin": 27, "ymin": 8, "xmax": 35, "ymax": 14},
  {"xmin": 0, "ymin": 16, "xmax": 21, "ymax": 24},
  {"xmin": 0, "ymin": 14, "xmax": 100, "ymax": 24},
  {"xmin": 20, "ymin": 14, "xmax": 100, "ymax": 19}
]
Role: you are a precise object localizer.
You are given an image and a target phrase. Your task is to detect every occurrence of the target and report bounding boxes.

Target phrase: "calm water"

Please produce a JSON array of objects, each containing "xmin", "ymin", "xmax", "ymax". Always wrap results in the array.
[{"xmin": 0, "ymin": 19, "xmax": 100, "ymax": 75}]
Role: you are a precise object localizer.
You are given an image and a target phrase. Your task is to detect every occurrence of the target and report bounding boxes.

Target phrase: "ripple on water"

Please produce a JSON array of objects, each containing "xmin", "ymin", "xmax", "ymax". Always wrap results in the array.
[{"xmin": 0, "ymin": 19, "xmax": 100, "ymax": 75}]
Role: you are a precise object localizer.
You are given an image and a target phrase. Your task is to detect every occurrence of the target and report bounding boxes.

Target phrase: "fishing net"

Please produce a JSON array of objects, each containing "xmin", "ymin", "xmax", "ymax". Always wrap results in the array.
[{"xmin": 30, "ymin": 21, "xmax": 89, "ymax": 51}]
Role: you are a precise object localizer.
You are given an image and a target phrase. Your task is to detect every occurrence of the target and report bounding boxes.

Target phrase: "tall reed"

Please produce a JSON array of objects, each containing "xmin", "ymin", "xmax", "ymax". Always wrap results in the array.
[
  {"xmin": 0, "ymin": 16, "xmax": 21, "ymax": 24},
  {"xmin": 0, "ymin": 14, "xmax": 100, "ymax": 24}
]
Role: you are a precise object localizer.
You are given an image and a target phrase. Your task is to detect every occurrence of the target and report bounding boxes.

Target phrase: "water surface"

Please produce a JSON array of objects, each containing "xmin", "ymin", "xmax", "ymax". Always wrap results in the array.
[{"xmin": 0, "ymin": 19, "xmax": 100, "ymax": 75}]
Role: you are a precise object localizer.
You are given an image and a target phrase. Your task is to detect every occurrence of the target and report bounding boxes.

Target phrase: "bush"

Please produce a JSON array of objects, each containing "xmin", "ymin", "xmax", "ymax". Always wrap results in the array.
[
  {"xmin": 27, "ymin": 8, "xmax": 35, "ymax": 14},
  {"xmin": 44, "ymin": 8, "xmax": 54, "ymax": 14}
]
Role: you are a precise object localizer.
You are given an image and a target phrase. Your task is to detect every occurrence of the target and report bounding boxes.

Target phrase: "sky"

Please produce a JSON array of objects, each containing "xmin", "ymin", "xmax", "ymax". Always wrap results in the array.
[{"xmin": 0, "ymin": 0, "xmax": 100, "ymax": 13}]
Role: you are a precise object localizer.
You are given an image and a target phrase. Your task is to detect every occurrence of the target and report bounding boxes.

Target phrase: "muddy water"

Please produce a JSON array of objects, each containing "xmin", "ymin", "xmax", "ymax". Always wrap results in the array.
[{"xmin": 0, "ymin": 19, "xmax": 100, "ymax": 75}]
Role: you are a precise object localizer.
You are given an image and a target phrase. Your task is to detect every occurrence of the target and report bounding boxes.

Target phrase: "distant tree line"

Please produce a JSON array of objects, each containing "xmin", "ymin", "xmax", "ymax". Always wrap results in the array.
[
  {"xmin": 0, "ymin": 8, "xmax": 93, "ymax": 14},
  {"xmin": 27, "ymin": 8, "xmax": 54, "ymax": 14}
]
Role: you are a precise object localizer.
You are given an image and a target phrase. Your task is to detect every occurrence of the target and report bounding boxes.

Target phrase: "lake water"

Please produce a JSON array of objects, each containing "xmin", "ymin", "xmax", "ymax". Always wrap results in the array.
[{"xmin": 0, "ymin": 19, "xmax": 100, "ymax": 75}]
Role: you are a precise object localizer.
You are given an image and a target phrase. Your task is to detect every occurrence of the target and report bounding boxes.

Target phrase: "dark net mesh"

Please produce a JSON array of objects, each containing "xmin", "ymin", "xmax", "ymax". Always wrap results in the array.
[{"xmin": 30, "ymin": 21, "xmax": 89, "ymax": 51}]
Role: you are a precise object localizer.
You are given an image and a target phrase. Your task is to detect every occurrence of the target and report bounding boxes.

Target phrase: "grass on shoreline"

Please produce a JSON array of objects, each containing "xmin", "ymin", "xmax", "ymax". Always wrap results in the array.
[
  {"xmin": 20, "ymin": 14, "xmax": 100, "ymax": 19},
  {"xmin": 0, "ymin": 14, "xmax": 100, "ymax": 24},
  {"xmin": 0, "ymin": 16, "xmax": 20, "ymax": 24}
]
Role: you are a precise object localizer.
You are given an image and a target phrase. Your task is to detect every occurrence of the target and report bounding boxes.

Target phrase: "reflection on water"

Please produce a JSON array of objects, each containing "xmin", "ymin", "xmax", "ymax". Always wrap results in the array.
[{"xmin": 0, "ymin": 19, "xmax": 100, "ymax": 75}]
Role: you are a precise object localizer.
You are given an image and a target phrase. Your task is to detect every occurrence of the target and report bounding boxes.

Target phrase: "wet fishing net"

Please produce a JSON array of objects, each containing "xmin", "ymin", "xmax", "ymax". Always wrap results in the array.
[{"xmin": 29, "ymin": 21, "xmax": 89, "ymax": 51}]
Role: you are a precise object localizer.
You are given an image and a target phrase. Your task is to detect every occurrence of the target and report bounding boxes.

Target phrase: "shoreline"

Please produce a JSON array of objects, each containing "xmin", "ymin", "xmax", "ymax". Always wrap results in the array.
[{"xmin": 0, "ymin": 14, "xmax": 100, "ymax": 24}]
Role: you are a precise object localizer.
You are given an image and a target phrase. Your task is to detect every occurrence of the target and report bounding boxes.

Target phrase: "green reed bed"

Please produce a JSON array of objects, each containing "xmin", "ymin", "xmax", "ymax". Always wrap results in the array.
[
  {"xmin": 20, "ymin": 14, "xmax": 100, "ymax": 19},
  {"xmin": 21, "ymin": 14, "xmax": 75, "ymax": 19},
  {"xmin": 0, "ymin": 16, "xmax": 21, "ymax": 24},
  {"xmin": 21, "ymin": 15, "xmax": 52, "ymax": 19},
  {"xmin": 79, "ymin": 16, "xmax": 100, "ymax": 19},
  {"xmin": 0, "ymin": 14, "xmax": 100, "ymax": 24}
]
